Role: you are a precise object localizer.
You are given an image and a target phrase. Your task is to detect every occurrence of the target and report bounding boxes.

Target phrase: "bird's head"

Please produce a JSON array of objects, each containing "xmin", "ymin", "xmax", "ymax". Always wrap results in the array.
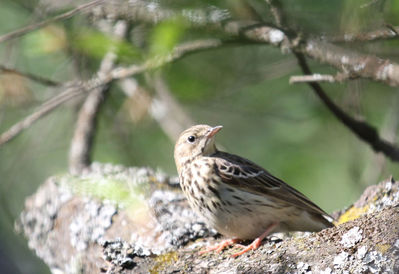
[{"xmin": 174, "ymin": 124, "xmax": 222, "ymax": 173}]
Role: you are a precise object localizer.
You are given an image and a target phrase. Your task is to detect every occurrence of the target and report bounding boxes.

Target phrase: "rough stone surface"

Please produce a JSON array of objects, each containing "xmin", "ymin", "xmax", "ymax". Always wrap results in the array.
[{"xmin": 16, "ymin": 163, "xmax": 399, "ymax": 273}]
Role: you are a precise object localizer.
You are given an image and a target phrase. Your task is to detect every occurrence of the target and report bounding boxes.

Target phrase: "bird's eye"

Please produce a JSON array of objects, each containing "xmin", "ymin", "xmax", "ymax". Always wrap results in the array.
[{"xmin": 187, "ymin": 135, "xmax": 196, "ymax": 143}]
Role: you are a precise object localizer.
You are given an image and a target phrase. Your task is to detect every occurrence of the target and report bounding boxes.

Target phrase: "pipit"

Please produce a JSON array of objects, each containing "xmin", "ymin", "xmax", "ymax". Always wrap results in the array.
[{"xmin": 174, "ymin": 124, "xmax": 333, "ymax": 257}]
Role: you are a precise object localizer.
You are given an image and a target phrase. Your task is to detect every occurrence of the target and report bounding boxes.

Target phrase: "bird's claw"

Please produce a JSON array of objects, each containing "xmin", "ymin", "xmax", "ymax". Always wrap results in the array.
[
  {"xmin": 199, "ymin": 239, "xmax": 240, "ymax": 255},
  {"xmin": 230, "ymin": 238, "xmax": 261, "ymax": 257}
]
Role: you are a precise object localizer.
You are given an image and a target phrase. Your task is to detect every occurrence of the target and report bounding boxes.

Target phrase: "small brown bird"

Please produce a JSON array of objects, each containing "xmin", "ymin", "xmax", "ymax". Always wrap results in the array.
[{"xmin": 174, "ymin": 125, "xmax": 333, "ymax": 257}]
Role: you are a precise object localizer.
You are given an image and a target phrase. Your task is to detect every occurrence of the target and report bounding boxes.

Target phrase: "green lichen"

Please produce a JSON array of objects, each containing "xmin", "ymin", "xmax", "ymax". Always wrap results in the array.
[
  {"xmin": 60, "ymin": 174, "xmax": 149, "ymax": 208},
  {"xmin": 150, "ymin": 251, "xmax": 178, "ymax": 274}
]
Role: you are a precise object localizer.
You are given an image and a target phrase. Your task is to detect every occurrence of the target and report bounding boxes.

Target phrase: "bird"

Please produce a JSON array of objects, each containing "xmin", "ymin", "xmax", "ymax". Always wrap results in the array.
[{"xmin": 174, "ymin": 124, "xmax": 334, "ymax": 257}]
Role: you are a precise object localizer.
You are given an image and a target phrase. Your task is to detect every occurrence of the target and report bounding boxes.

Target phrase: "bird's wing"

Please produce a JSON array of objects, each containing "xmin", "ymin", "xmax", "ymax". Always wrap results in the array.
[{"xmin": 212, "ymin": 151, "xmax": 331, "ymax": 218}]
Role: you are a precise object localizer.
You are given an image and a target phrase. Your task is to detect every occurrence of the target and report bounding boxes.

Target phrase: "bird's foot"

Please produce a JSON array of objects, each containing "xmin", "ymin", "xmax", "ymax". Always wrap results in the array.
[
  {"xmin": 200, "ymin": 222, "xmax": 280, "ymax": 257},
  {"xmin": 199, "ymin": 238, "xmax": 240, "ymax": 254},
  {"xmin": 231, "ymin": 238, "xmax": 262, "ymax": 257},
  {"xmin": 231, "ymin": 222, "xmax": 279, "ymax": 257}
]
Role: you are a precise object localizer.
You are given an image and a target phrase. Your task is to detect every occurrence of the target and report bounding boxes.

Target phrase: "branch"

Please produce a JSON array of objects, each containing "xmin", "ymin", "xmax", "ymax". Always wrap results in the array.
[
  {"xmin": 0, "ymin": 65, "xmax": 61, "ymax": 86},
  {"xmin": 108, "ymin": 2, "xmax": 399, "ymax": 86},
  {"xmin": 0, "ymin": 84, "xmax": 83, "ymax": 146},
  {"xmin": 265, "ymin": 0, "xmax": 285, "ymax": 28},
  {"xmin": 263, "ymin": 1, "xmax": 399, "ymax": 162},
  {"xmin": 221, "ymin": 21, "xmax": 399, "ymax": 87},
  {"xmin": 111, "ymin": 39, "xmax": 223, "ymax": 80},
  {"xmin": 0, "ymin": 0, "xmax": 105, "ymax": 44},
  {"xmin": 0, "ymin": 39, "xmax": 223, "ymax": 147},
  {"xmin": 69, "ymin": 21, "xmax": 128, "ymax": 175},
  {"xmin": 299, "ymin": 39, "xmax": 399, "ymax": 86},
  {"xmin": 289, "ymin": 74, "xmax": 336, "ymax": 84},
  {"xmin": 289, "ymin": 73, "xmax": 355, "ymax": 84},
  {"xmin": 294, "ymin": 53, "xmax": 399, "ymax": 162},
  {"xmin": 327, "ymin": 24, "xmax": 399, "ymax": 43}
]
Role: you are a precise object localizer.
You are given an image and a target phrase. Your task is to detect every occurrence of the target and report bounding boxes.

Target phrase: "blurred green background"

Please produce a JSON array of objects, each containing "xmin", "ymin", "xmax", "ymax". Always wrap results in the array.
[{"xmin": 1, "ymin": 0, "xmax": 399, "ymax": 272}]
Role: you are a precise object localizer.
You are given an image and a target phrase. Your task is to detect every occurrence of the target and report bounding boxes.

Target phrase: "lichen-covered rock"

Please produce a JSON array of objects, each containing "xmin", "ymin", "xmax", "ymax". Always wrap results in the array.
[
  {"xmin": 336, "ymin": 176, "xmax": 399, "ymax": 224},
  {"xmin": 16, "ymin": 163, "xmax": 216, "ymax": 273},
  {"xmin": 16, "ymin": 164, "xmax": 399, "ymax": 273}
]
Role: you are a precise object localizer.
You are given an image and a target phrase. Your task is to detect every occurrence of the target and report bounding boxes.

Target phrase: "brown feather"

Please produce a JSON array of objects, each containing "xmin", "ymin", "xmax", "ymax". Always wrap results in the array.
[{"xmin": 211, "ymin": 151, "xmax": 333, "ymax": 222}]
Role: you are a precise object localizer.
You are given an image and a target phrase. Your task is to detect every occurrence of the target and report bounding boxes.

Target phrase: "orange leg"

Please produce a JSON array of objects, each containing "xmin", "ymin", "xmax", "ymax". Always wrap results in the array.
[
  {"xmin": 231, "ymin": 222, "xmax": 279, "ymax": 258},
  {"xmin": 199, "ymin": 238, "xmax": 240, "ymax": 255}
]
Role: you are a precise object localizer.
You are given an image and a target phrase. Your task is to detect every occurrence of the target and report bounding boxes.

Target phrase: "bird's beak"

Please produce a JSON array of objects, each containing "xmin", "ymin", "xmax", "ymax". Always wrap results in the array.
[{"xmin": 206, "ymin": 125, "xmax": 223, "ymax": 139}]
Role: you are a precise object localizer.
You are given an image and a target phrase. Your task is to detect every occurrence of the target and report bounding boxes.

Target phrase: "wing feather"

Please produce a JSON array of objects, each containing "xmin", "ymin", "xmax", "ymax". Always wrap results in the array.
[{"xmin": 211, "ymin": 151, "xmax": 332, "ymax": 218}]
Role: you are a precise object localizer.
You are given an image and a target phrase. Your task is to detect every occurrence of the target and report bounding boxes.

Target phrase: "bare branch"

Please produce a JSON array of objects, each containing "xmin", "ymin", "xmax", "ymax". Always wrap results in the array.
[
  {"xmin": 0, "ymin": 39, "xmax": 223, "ymax": 147},
  {"xmin": 218, "ymin": 21, "xmax": 399, "ymax": 87},
  {"xmin": 265, "ymin": 0, "xmax": 285, "ymax": 28},
  {"xmin": 294, "ymin": 53, "xmax": 399, "ymax": 162},
  {"xmin": 327, "ymin": 25, "xmax": 399, "ymax": 43},
  {"xmin": 109, "ymin": 2, "xmax": 399, "ymax": 86},
  {"xmin": 289, "ymin": 74, "xmax": 336, "ymax": 84},
  {"xmin": 385, "ymin": 24, "xmax": 399, "ymax": 37},
  {"xmin": 299, "ymin": 39, "xmax": 399, "ymax": 86},
  {"xmin": 259, "ymin": 1, "xmax": 399, "ymax": 162},
  {"xmin": 0, "ymin": 84, "xmax": 83, "ymax": 146},
  {"xmin": 69, "ymin": 21, "xmax": 128, "ymax": 175},
  {"xmin": 0, "ymin": 65, "xmax": 61, "ymax": 86},
  {"xmin": 0, "ymin": 0, "xmax": 105, "ymax": 44},
  {"xmin": 111, "ymin": 39, "xmax": 223, "ymax": 79},
  {"xmin": 289, "ymin": 73, "xmax": 356, "ymax": 84}
]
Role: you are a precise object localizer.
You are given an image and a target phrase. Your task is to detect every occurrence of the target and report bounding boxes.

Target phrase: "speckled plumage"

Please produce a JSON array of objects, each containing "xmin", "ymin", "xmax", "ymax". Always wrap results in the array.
[{"xmin": 174, "ymin": 125, "xmax": 333, "ymax": 256}]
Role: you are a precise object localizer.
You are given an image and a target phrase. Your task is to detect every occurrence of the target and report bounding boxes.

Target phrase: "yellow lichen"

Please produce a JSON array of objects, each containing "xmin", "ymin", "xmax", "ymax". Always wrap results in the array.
[
  {"xmin": 376, "ymin": 244, "xmax": 391, "ymax": 254},
  {"xmin": 150, "ymin": 251, "xmax": 178, "ymax": 274},
  {"xmin": 337, "ymin": 205, "xmax": 369, "ymax": 225}
]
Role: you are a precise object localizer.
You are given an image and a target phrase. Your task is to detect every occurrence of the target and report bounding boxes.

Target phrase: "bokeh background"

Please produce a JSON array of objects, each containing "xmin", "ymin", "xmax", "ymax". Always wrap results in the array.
[{"xmin": 1, "ymin": 0, "xmax": 399, "ymax": 272}]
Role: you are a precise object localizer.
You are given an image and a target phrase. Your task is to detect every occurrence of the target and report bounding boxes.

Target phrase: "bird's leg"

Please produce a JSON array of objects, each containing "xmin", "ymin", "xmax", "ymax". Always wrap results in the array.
[
  {"xmin": 199, "ymin": 238, "xmax": 241, "ymax": 254},
  {"xmin": 231, "ymin": 222, "xmax": 279, "ymax": 258}
]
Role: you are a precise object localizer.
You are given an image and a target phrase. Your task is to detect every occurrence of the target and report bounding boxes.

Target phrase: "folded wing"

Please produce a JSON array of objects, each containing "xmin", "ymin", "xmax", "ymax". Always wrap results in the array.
[{"xmin": 212, "ymin": 151, "xmax": 333, "ymax": 221}]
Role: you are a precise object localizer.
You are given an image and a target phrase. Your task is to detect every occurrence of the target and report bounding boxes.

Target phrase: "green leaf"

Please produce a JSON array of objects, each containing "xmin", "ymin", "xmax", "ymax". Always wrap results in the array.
[
  {"xmin": 72, "ymin": 29, "xmax": 141, "ymax": 62},
  {"xmin": 149, "ymin": 18, "xmax": 187, "ymax": 57}
]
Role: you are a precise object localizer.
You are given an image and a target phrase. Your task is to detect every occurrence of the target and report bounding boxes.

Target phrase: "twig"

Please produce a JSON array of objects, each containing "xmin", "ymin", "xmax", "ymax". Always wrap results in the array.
[
  {"xmin": 385, "ymin": 23, "xmax": 399, "ymax": 37},
  {"xmin": 300, "ymin": 38, "xmax": 399, "ymax": 86},
  {"xmin": 111, "ymin": 39, "xmax": 223, "ymax": 79},
  {"xmin": 69, "ymin": 21, "xmax": 128, "ymax": 175},
  {"xmin": 68, "ymin": 84, "xmax": 111, "ymax": 174},
  {"xmin": 289, "ymin": 72, "xmax": 356, "ymax": 84},
  {"xmin": 327, "ymin": 25, "xmax": 399, "ymax": 43},
  {"xmin": 265, "ymin": 0, "xmax": 284, "ymax": 28},
  {"xmin": 0, "ymin": 84, "xmax": 83, "ymax": 146},
  {"xmin": 294, "ymin": 53, "xmax": 399, "ymax": 162},
  {"xmin": 221, "ymin": 21, "xmax": 399, "ymax": 86},
  {"xmin": 0, "ymin": 0, "xmax": 105, "ymax": 44},
  {"xmin": 0, "ymin": 65, "xmax": 61, "ymax": 86},
  {"xmin": 0, "ymin": 39, "xmax": 223, "ymax": 147},
  {"xmin": 289, "ymin": 74, "xmax": 336, "ymax": 84}
]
